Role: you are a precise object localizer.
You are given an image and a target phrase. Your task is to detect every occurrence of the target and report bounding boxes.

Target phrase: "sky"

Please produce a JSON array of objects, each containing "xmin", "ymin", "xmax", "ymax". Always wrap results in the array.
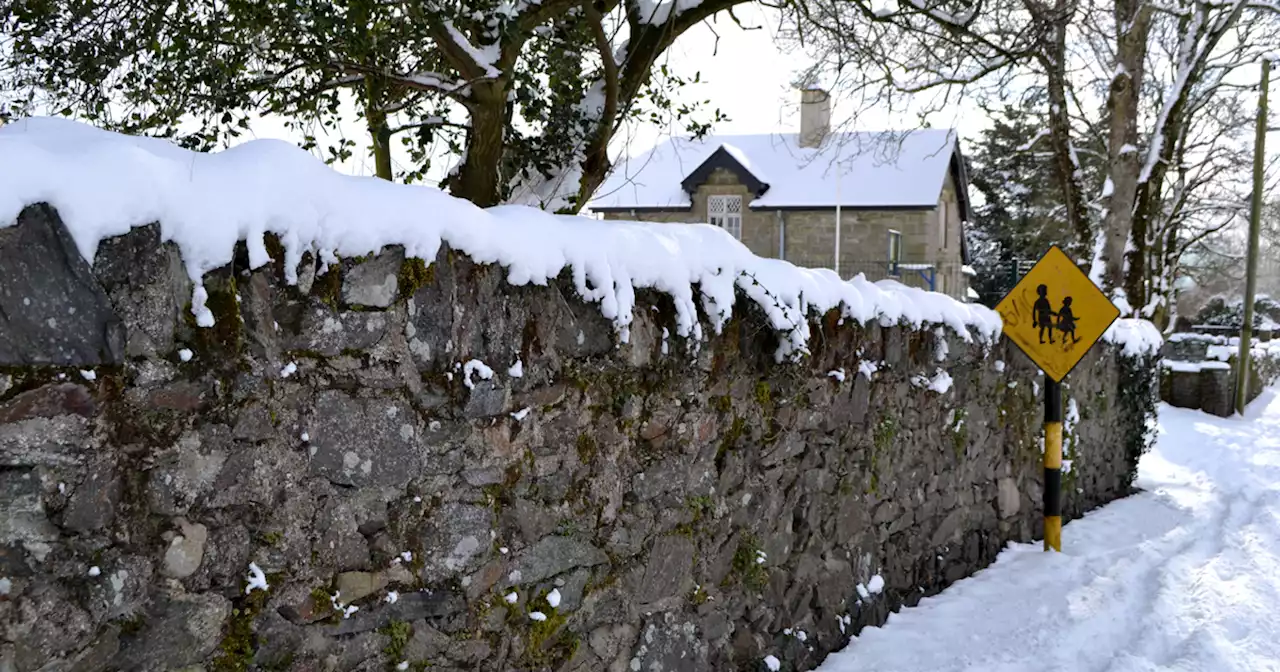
[{"xmin": 241, "ymin": 5, "xmax": 986, "ymax": 187}]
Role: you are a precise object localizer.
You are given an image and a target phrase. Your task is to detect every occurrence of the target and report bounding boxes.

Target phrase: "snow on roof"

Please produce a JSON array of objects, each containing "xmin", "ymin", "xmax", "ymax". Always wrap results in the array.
[
  {"xmin": 718, "ymin": 142, "xmax": 768, "ymax": 185},
  {"xmin": 0, "ymin": 116, "xmax": 1008, "ymax": 361},
  {"xmin": 590, "ymin": 130, "xmax": 959, "ymax": 210}
]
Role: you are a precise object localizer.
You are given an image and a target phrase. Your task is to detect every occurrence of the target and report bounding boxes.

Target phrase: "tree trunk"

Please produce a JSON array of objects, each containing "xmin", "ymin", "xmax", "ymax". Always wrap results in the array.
[
  {"xmin": 356, "ymin": 3, "xmax": 393, "ymax": 182},
  {"xmin": 449, "ymin": 83, "xmax": 506, "ymax": 208},
  {"xmin": 1127, "ymin": 3, "xmax": 1244, "ymax": 313},
  {"xmin": 1044, "ymin": 34, "xmax": 1091, "ymax": 258},
  {"xmin": 365, "ymin": 103, "xmax": 394, "ymax": 182},
  {"xmin": 1101, "ymin": 0, "xmax": 1154, "ymax": 305}
]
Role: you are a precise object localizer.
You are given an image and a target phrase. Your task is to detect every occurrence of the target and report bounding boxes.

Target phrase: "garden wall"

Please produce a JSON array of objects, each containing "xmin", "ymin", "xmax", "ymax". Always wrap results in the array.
[{"xmin": 0, "ymin": 203, "xmax": 1160, "ymax": 672}]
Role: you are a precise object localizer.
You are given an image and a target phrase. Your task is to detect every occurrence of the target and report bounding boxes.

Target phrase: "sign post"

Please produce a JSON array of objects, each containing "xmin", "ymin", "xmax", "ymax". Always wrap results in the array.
[{"xmin": 995, "ymin": 245, "xmax": 1120, "ymax": 552}]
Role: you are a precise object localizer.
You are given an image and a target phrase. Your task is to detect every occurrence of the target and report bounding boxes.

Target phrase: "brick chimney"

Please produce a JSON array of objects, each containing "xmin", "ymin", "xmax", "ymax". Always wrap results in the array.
[{"xmin": 799, "ymin": 87, "xmax": 830, "ymax": 149}]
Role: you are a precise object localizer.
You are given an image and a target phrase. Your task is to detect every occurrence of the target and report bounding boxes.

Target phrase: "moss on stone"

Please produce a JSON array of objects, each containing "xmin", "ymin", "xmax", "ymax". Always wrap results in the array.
[
  {"xmin": 182, "ymin": 275, "xmax": 246, "ymax": 369},
  {"xmin": 715, "ymin": 416, "xmax": 746, "ymax": 471},
  {"xmin": 674, "ymin": 494, "xmax": 714, "ymax": 537},
  {"xmin": 309, "ymin": 586, "xmax": 337, "ymax": 622},
  {"xmin": 873, "ymin": 416, "xmax": 898, "ymax": 452},
  {"xmin": 114, "ymin": 612, "xmax": 147, "ymax": 637},
  {"xmin": 687, "ymin": 494, "xmax": 713, "ymax": 521},
  {"xmin": 262, "ymin": 233, "xmax": 287, "ymax": 278},
  {"xmin": 754, "ymin": 380, "xmax": 772, "ymax": 407},
  {"xmin": 576, "ymin": 433, "xmax": 598, "ymax": 464},
  {"xmin": 560, "ymin": 363, "xmax": 592, "ymax": 394},
  {"xmin": 725, "ymin": 533, "xmax": 768, "ymax": 590},
  {"xmin": 761, "ymin": 417, "xmax": 783, "ymax": 446},
  {"xmin": 313, "ymin": 263, "xmax": 343, "ymax": 309},
  {"xmin": 397, "ymin": 257, "xmax": 435, "ymax": 296},
  {"xmin": 711, "ymin": 395, "xmax": 732, "ymax": 414},
  {"xmin": 520, "ymin": 602, "xmax": 577, "ymax": 668},
  {"xmin": 211, "ymin": 578, "xmax": 274, "ymax": 672},
  {"xmin": 867, "ymin": 416, "xmax": 898, "ymax": 494},
  {"xmin": 380, "ymin": 620, "xmax": 413, "ymax": 661}
]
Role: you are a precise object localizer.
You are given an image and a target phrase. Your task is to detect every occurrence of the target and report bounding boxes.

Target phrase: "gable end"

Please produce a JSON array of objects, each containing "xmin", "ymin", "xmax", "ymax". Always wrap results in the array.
[
  {"xmin": 948, "ymin": 139, "xmax": 974, "ymax": 264},
  {"xmin": 680, "ymin": 147, "xmax": 770, "ymax": 198}
]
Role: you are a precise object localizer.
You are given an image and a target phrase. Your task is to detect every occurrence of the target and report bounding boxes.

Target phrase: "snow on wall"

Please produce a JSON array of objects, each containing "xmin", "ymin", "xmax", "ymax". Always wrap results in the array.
[
  {"xmin": 1102, "ymin": 318, "xmax": 1163, "ymax": 358},
  {"xmin": 0, "ymin": 117, "xmax": 1001, "ymax": 362}
]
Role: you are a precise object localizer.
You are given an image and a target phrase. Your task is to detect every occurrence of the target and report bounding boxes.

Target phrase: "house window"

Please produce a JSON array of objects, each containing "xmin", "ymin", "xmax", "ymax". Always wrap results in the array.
[
  {"xmin": 888, "ymin": 230, "xmax": 902, "ymax": 273},
  {"xmin": 708, "ymin": 195, "xmax": 742, "ymax": 240}
]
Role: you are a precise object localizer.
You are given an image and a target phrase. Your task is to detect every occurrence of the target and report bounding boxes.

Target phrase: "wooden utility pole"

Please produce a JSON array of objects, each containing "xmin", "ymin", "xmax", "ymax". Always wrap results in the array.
[{"xmin": 1237, "ymin": 59, "xmax": 1270, "ymax": 414}]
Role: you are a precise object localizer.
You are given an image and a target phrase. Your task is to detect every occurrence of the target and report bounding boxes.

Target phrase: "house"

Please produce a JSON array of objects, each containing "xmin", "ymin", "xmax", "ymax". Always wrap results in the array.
[{"xmin": 588, "ymin": 88, "xmax": 976, "ymax": 299}]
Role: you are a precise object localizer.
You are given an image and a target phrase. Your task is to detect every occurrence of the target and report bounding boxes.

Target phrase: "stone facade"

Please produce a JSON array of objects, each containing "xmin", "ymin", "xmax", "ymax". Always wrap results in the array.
[
  {"xmin": 599, "ymin": 169, "xmax": 968, "ymax": 296},
  {"xmin": 0, "ymin": 204, "xmax": 1157, "ymax": 672}
]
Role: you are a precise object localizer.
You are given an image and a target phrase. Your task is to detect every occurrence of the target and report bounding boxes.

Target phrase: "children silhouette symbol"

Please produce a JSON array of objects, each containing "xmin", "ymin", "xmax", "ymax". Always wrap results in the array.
[
  {"xmin": 1057, "ymin": 297, "xmax": 1080, "ymax": 344},
  {"xmin": 1032, "ymin": 284, "xmax": 1056, "ymax": 344}
]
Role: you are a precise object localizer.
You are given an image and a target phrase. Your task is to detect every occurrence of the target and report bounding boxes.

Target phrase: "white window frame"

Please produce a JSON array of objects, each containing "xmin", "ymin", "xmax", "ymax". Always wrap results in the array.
[
  {"xmin": 708, "ymin": 194, "xmax": 743, "ymax": 240},
  {"xmin": 887, "ymin": 229, "xmax": 903, "ymax": 273}
]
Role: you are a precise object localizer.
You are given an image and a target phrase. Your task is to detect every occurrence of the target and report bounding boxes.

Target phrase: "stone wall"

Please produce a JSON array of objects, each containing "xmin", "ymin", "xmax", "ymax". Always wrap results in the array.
[
  {"xmin": 1160, "ymin": 333, "xmax": 1280, "ymax": 416},
  {"xmin": 1, "ymin": 204, "xmax": 1156, "ymax": 672}
]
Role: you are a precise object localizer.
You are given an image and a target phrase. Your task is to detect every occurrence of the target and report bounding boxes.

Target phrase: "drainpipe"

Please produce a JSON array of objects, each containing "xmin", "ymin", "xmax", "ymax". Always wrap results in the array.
[{"xmin": 777, "ymin": 210, "xmax": 786, "ymax": 261}]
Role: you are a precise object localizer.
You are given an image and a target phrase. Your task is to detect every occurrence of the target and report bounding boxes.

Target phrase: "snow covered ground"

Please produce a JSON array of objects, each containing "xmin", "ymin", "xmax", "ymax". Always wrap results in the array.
[{"xmin": 818, "ymin": 390, "xmax": 1280, "ymax": 672}]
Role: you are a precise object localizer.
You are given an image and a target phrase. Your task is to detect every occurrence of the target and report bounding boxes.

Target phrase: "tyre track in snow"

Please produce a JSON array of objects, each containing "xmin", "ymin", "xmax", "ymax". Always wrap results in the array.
[
  {"xmin": 818, "ymin": 390, "xmax": 1280, "ymax": 672},
  {"xmin": 1101, "ymin": 489, "xmax": 1265, "ymax": 672}
]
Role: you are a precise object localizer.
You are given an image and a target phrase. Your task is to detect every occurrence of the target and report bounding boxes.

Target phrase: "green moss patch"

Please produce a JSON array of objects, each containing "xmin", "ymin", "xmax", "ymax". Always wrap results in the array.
[{"xmin": 398, "ymin": 257, "xmax": 435, "ymax": 296}]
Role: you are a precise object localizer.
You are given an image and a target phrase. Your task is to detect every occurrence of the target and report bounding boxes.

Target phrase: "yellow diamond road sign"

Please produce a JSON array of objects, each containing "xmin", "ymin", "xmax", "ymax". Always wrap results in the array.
[{"xmin": 995, "ymin": 245, "xmax": 1121, "ymax": 382}]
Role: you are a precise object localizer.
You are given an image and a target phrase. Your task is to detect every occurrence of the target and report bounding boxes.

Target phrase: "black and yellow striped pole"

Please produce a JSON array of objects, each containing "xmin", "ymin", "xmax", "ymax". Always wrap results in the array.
[{"xmin": 1043, "ymin": 379, "xmax": 1062, "ymax": 552}]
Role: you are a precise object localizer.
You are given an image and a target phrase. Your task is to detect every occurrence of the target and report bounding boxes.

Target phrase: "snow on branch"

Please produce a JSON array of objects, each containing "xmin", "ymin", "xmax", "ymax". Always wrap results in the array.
[
  {"xmin": 899, "ymin": 0, "xmax": 976, "ymax": 25},
  {"xmin": 402, "ymin": 71, "xmax": 473, "ymax": 94},
  {"xmin": 898, "ymin": 55, "xmax": 1013, "ymax": 93},
  {"xmin": 328, "ymin": 60, "xmax": 474, "ymax": 99},
  {"xmin": 389, "ymin": 116, "xmax": 469, "ymax": 134},
  {"xmin": 1139, "ymin": 0, "xmax": 1246, "ymax": 185},
  {"xmin": 430, "ymin": 20, "xmax": 501, "ymax": 80},
  {"xmin": 1015, "ymin": 128, "xmax": 1052, "ymax": 152},
  {"xmin": 629, "ymin": 0, "xmax": 705, "ymax": 25}
]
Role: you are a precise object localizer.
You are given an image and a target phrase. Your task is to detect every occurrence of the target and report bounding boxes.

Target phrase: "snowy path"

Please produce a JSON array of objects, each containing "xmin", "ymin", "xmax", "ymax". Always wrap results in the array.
[{"xmin": 817, "ymin": 390, "xmax": 1280, "ymax": 672}]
